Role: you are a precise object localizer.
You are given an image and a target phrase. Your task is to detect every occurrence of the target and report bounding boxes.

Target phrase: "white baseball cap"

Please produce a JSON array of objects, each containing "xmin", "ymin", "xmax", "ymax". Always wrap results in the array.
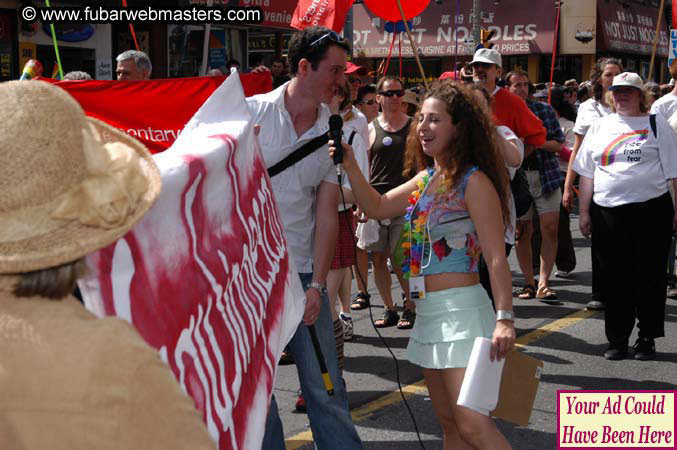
[
  {"xmin": 470, "ymin": 48, "xmax": 502, "ymax": 68},
  {"xmin": 608, "ymin": 72, "xmax": 644, "ymax": 91}
]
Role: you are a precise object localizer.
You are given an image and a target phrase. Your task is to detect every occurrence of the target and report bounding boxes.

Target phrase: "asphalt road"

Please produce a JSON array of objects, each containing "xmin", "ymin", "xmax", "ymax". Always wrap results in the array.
[{"xmin": 275, "ymin": 213, "xmax": 677, "ymax": 449}]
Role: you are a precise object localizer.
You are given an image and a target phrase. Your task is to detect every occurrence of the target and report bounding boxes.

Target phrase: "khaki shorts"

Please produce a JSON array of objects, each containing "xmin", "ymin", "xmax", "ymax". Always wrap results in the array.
[
  {"xmin": 518, "ymin": 169, "xmax": 562, "ymax": 220},
  {"xmin": 358, "ymin": 215, "xmax": 405, "ymax": 254}
]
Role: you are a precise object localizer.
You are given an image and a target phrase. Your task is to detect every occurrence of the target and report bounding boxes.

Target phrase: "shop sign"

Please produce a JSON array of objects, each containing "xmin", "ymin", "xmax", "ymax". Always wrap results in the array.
[
  {"xmin": 180, "ymin": 0, "xmax": 297, "ymax": 29},
  {"xmin": 353, "ymin": 0, "xmax": 556, "ymax": 58},
  {"xmin": 248, "ymin": 34, "xmax": 291, "ymax": 51},
  {"xmin": 597, "ymin": 0, "xmax": 669, "ymax": 56},
  {"xmin": 209, "ymin": 29, "xmax": 227, "ymax": 68},
  {"xmin": 19, "ymin": 42, "xmax": 37, "ymax": 71}
]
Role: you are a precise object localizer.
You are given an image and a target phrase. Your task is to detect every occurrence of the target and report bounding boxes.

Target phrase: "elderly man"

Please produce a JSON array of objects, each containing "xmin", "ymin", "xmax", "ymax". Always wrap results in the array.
[{"xmin": 115, "ymin": 50, "xmax": 152, "ymax": 81}]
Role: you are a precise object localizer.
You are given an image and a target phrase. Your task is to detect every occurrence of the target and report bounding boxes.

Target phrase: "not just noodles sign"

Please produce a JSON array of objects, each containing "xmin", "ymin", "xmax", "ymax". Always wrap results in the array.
[{"xmin": 352, "ymin": 0, "xmax": 555, "ymax": 57}]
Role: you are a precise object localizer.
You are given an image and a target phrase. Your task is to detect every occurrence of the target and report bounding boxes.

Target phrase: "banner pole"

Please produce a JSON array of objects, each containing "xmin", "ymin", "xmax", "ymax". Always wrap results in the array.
[
  {"xmin": 201, "ymin": 24, "xmax": 212, "ymax": 76},
  {"xmin": 395, "ymin": 0, "xmax": 429, "ymax": 90},
  {"xmin": 199, "ymin": 0, "xmax": 215, "ymax": 76},
  {"xmin": 44, "ymin": 0, "xmax": 63, "ymax": 79},
  {"xmin": 648, "ymin": 0, "xmax": 666, "ymax": 82},
  {"xmin": 121, "ymin": 0, "xmax": 140, "ymax": 51},
  {"xmin": 548, "ymin": 1, "xmax": 562, "ymax": 104}
]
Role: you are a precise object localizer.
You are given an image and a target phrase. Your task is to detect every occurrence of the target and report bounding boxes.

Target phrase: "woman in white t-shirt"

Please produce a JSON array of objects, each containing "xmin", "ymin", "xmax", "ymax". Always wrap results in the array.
[
  {"xmin": 564, "ymin": 58, "xmax": 622, "ymax": 210},
  {"xmin": 563, "ymin": 57, "xmax": 623, "ymax": 311},
  {"xmin": 572, "ymin": 72, "xmax": 677, "ymax": 362}
]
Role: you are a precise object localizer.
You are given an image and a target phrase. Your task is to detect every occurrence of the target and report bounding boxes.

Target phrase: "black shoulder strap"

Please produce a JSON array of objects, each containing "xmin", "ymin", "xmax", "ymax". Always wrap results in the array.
[
  {"xmin": 347, "ymin": 130, "xmax": 357, "ymax": 146},
  {"xmin": 267, "ymin": 133, "xmax": 329, "ymax": 178},
  {"xmin": 650, "ymin": 114, "xmax": 657, "ymax": 139}
]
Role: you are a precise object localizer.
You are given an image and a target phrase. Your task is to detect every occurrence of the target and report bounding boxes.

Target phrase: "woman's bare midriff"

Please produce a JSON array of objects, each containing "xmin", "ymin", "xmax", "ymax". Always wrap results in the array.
[{"xmin": 423, "ymin": 272, "xmax": 480, "ymax": 293}]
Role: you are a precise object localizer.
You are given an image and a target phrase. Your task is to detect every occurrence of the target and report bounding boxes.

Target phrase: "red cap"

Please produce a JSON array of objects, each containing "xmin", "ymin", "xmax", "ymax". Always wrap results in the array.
[
  {"xmin": 346, "ymin": 62, "xmax": 367, "ymax": 75},
  {"xmin": 438, "ymin": 71, "xmax": 457, "ymax": 80}
]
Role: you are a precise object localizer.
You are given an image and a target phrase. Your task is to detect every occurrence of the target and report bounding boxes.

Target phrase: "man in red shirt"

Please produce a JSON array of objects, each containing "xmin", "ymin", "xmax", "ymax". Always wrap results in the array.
[{"xmin": 470, "ymin": 48, "xmax": 546, "ymax": 150}]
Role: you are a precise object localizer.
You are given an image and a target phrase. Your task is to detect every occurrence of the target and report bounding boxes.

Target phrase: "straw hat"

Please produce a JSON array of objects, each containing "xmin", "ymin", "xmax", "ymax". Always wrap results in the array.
[
  {"xmin": 402, "ymin": 89, "xmax": 419, "ymax": 106},
  {"xmin": 0, "ymin": 80, "xmax": 162, "ymax": 273}
]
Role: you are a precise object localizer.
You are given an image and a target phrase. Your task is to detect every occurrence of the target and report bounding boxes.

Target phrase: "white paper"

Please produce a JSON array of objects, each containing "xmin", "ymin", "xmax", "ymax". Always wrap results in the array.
[{"xmin": 457, "ymin": 337, "xmax": 506, "ymax": 416}]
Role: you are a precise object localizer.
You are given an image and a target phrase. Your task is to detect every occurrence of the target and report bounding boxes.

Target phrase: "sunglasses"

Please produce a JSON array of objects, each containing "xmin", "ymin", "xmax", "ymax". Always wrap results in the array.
[
  {"xmin": 379, "ymin": 89, "xmax": 405, "ymax": 97},
  {"xmin": 348, "ymin": 76, "xmax": 363, "ymax": 85},
  {"xmin": 359, "ymin": 99, "xmax": 377, "ymax": 105},
  {"xmin": 309, "ymin": 30, "xmax": 342, "ymax": 47}
]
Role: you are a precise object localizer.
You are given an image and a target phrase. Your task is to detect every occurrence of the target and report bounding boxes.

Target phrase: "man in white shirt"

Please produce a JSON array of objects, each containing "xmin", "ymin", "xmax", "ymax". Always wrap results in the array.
[
  {"xmin": 247, "ymin": 27, "xmax": 362, "ymax": 450},
  {"xmin": 651, "ymin": 62, "xmax": 677, "ymax": 295}
]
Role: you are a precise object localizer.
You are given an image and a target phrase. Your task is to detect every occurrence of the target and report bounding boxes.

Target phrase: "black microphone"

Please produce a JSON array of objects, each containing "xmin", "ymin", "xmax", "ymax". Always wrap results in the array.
[{"xmin": 328, "ymin": 114, "xmax": 343, "ymax": 166}]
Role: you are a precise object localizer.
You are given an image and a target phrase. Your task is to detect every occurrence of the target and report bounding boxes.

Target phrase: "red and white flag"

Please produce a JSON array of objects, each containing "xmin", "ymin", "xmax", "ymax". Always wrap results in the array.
[
  {"xmin": 51, "ymin": 73, "xmax": 272, "ymax": 154},
  {"xmin": 291, "ymin": 0, "xmax": 356, "ymax": 32},
  {"xmin": 79, "ymin": 74, "xmax": 305, "ymax": 450}
]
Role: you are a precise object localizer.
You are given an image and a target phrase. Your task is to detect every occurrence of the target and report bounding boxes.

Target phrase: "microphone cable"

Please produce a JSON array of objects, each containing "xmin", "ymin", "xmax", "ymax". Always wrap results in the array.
[{"xmin": 335, "ymin": 166, "xmax": 427, "ymax": 450}]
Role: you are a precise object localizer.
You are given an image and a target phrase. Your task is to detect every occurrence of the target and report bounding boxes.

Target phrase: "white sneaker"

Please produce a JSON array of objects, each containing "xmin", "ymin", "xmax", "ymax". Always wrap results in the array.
[
  {"xmin": 340, "ymin": 312, "xmax": 354, "ymax": 341},
  {"xmin": 555, "ymin": 271, "xmax": 572, "ymax": 278}
]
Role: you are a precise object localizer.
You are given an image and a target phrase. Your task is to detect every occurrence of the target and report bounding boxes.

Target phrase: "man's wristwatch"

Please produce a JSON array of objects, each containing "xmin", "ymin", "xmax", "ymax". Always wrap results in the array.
[
  {"xmin": 308, "ymin": 282, "xmax": 327, "ymax": 296},
  {"xmin": 496, "ymin": 310, "xmax": 515, "ymax": 322}
]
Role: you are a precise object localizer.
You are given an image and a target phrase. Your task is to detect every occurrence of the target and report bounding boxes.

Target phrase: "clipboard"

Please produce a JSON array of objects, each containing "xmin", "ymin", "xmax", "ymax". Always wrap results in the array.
[{"xmin": 491, "ymin": 349, "xmax": 544, "ymax": 426}]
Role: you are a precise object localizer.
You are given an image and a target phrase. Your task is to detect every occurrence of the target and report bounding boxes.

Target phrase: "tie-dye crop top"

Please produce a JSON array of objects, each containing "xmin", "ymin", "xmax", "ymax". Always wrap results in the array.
[{"xmin": 401, "ymin": 166, "xmax": 481, "ymax": 277}]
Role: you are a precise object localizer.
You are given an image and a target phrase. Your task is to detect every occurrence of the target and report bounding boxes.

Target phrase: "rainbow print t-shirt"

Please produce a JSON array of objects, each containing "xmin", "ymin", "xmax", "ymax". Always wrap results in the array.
[{"xmin": 572, "ymin": 113, "xmax": 677, "ymax": 208}]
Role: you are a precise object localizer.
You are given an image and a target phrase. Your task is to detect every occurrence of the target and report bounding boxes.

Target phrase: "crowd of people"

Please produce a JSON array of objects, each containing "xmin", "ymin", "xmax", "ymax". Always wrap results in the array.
[{"xmin": 4, "ymin": 23, "xmax": 677, "ymax": 450}]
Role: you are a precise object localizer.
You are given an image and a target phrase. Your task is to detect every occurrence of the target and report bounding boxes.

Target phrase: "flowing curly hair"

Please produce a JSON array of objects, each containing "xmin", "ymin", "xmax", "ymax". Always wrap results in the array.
[{"xmin": 403, "ymin": 80, "xmax": 510, "ymax": 223}]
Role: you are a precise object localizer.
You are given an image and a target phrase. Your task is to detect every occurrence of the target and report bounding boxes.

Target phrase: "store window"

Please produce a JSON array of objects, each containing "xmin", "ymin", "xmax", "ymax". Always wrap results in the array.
[
  {"xmin": 168, "ymin": 25, "xmax": 246, "ymax": 77},
  {"xmin": 538, "ymin": 55, "xmax": 582, "ymax": 85},
  {"xmin": 0, "ymin": 9, "xmax": 18, "ymax": 81}
]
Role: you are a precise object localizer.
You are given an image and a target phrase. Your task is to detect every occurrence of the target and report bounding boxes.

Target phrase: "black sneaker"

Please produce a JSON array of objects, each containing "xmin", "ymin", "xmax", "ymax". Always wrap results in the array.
[
  {"xmin": 633, "ymin": 337, "xmax": 656, "ymax": 361},
  {"xmin": 586, "ymin": 300, "xmax": 604, "ymax": 311},
  {"xmin": 604, "ymin": 342, "xmax": 628, "ymax": 360}
]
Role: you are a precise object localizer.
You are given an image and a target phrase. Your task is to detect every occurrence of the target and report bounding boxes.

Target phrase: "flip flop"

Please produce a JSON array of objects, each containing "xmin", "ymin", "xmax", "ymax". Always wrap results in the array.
[{"xmin": 536, "ymin": 286, "xmax": 558, "ymax": 301}]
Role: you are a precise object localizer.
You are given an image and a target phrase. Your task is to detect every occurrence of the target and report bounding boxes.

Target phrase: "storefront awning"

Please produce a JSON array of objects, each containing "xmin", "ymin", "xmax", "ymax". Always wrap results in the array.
[
  {"xmin": 597, "ymin": 0, "xmax": 669, "ymax": 57},
  {"xmin": 353, "ymin": 0, "xmax": 557, "ymax": 58}
]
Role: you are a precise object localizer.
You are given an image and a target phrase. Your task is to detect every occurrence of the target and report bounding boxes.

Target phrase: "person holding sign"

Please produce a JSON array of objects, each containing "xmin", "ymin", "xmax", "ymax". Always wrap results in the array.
[
  {"xmin": 573, "ymin": 72, "xmax": 677, "ymax": 361},
  {"xmin": 0, "ymin": 80, "xmax": 213, "ymax": 449},
  {"xmin": 330, "ymin": 80, "xmax": 515, "ymax": 450}
]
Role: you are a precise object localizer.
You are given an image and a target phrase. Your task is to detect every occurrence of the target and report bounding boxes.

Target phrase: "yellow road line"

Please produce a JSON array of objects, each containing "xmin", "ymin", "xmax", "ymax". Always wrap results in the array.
[
  {"xmin": 515, "ymin": 308, "xmax": 597, "ymax": 347},
  {"xmin": 285, "ymin": 381, "xmax": 429, "ymax": 450},
  {"xmin": 285, "ymin": 308, "xmax": 599, "ymax": 449}
]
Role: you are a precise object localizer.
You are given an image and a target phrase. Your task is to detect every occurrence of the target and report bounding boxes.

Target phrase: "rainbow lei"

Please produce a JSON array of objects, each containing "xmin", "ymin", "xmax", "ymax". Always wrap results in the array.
[{"xmin": 400, "ymin": 168, "xmax": 436, "ymax": 278}]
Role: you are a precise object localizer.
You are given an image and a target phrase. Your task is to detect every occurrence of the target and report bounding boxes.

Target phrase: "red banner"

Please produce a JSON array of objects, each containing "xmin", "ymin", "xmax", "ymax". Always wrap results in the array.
[
  {"xmin": 49, "ymin": 73, "xmax": 272, "ymax": 154},
  {"xmin": 291, "ymin": 0, "xmax": 355, "ymax": 32}
]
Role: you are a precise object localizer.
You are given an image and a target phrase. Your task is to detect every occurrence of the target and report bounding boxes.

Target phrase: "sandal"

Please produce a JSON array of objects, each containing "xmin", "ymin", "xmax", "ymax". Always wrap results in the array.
[
  {"xmin": 397, "ymin": 308, "xmax": 416, "ymax": 329},
  {"xmin": 350, "ymin": 292, "xmax": 370, "ymax": 310},
  {"xmin": 516, "ymin": 285, "xmax": 536, "ymax": 299},
  {"xmin": 374, "ymin": 308, "xmax": 399, "ymax": 328},
  {"xmin": 536, "ymin": 286, "xmax": 558, "ymax": 301}
]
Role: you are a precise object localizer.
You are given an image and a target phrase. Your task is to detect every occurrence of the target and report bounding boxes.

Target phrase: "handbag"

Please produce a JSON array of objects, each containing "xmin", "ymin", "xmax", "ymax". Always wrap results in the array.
[{"xmin": 510, "ymin": 168, "xmax": 533, "ymax": 218}]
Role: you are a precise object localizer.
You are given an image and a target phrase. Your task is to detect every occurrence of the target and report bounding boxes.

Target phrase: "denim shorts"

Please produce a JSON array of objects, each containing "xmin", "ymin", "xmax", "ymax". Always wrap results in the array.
[{"xmin": 406, "ymin": 284, "xmax": 496, "ymax": 369}]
